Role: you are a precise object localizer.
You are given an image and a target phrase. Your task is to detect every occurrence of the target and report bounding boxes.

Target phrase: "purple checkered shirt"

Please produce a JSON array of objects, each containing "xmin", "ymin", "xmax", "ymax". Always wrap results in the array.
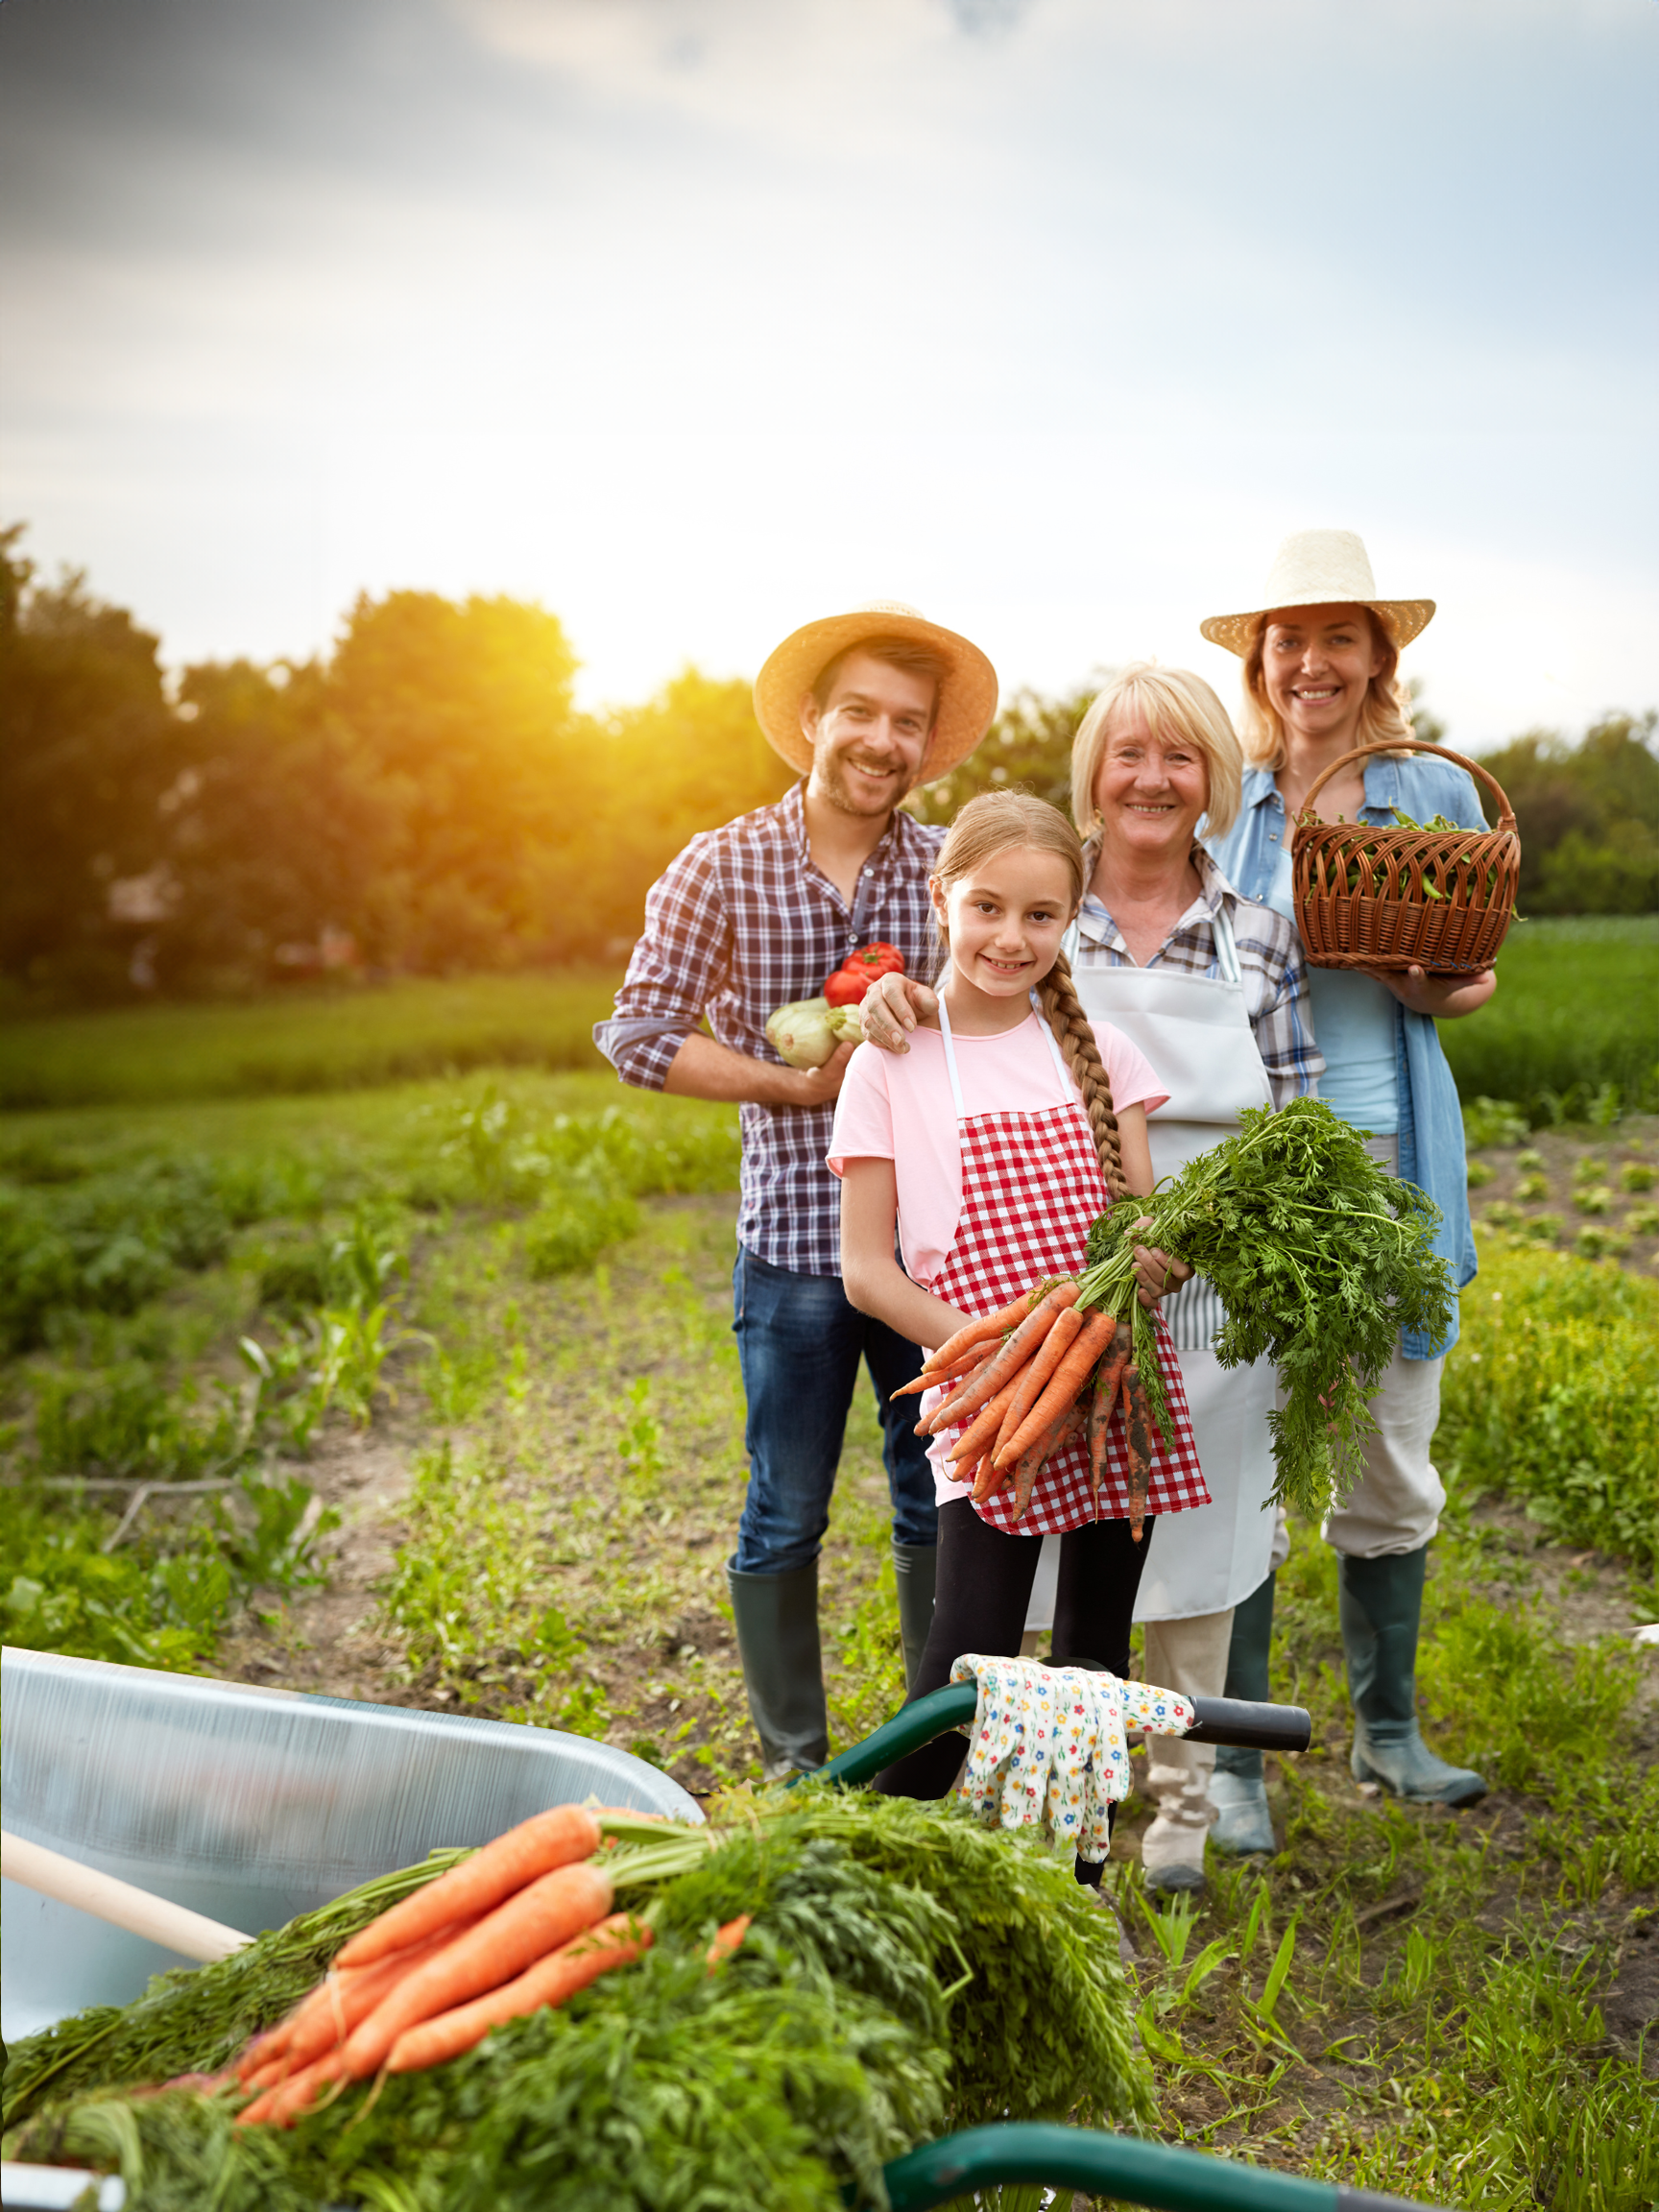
[{"xmin": 594, "ymin": 781, "xmax": 944, "ymax": 1276}]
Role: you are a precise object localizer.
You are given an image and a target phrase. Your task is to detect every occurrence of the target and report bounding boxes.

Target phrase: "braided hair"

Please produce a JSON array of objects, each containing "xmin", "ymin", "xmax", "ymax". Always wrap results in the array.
[{"xmin": 931, "ymin": 791, "xmax": 1127, "ymax": 1201}]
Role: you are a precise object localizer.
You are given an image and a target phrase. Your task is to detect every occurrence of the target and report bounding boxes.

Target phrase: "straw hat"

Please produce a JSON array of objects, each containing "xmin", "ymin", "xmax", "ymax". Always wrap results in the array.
[
  {"xmin": 1200, "ymin": 530, "xmax": 1435, "ymax": 657},
  {"xmin": 753, "ymin": 600, "xmax": 998, "ymax": 779}
]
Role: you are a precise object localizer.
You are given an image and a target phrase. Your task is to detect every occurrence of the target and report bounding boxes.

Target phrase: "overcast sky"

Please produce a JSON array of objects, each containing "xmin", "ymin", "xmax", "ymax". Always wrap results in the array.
[{"xmin": 4, "ymin": 0, "xmax": 1655, "ymax": 747}]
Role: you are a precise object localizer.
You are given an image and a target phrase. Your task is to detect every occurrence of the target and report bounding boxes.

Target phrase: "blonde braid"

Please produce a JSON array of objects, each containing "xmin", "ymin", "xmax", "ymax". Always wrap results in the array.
[{"xmin": 1037, "ymin": 949, "xmax": 1126, "ymax": 1201}]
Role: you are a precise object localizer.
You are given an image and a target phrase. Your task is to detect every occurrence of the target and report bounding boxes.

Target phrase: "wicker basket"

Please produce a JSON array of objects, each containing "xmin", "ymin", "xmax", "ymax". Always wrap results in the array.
[{"xmin": 1291, "ymin": 738, "xmax": 1520, "ymax": 974}]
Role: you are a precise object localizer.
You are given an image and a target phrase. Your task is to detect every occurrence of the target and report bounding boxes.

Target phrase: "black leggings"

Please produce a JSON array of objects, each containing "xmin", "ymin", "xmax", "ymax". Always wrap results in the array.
[{"xmin": 875, "ymin": 1499, "xmax": 1158, "ymax": 1801}]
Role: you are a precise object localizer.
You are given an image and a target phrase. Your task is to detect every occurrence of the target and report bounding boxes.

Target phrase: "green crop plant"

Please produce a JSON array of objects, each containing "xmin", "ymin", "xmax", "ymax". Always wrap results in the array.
[{"xmin": 1437, "ymin": 1234, "xmax": 1659, "ymax": 1563}]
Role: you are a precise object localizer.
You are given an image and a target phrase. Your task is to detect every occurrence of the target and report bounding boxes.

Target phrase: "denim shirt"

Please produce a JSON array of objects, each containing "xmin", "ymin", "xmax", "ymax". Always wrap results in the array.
[{"xmin": 1204, "ymin": 754, "xmax": 1485, "ymax": 1358}]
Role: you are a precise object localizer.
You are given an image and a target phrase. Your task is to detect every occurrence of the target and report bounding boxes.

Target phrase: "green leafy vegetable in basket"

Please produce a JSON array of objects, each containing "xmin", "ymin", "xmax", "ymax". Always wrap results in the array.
[
  {"xmin": 1297, "ymin": 805, "xmax": 1505, "ymax": 907},
  {"xmin": 1077, "ymin": 1098, "xmax": 1454, "ymax": 1522}
]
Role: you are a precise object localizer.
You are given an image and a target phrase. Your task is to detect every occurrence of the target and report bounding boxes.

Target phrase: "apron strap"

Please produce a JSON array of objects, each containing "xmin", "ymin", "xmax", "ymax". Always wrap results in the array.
[
  {"xmin": 937, "ymin": 994, "xmax": 969, "ymax": 1119},
  {"xmin": 1211, "ymin": 897, "xmax": 1242, "ymax": 986}
]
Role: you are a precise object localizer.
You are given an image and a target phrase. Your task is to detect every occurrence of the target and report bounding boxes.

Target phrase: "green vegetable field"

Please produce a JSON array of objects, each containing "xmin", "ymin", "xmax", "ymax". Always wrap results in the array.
[{"xmin": 2, "ymin": 920, "xmax": 1656, "ymax": 2208}]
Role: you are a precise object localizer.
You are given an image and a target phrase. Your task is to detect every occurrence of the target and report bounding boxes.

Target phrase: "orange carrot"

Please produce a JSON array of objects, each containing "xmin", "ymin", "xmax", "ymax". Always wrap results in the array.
[
  {"xmin": 1011, "ymin": 1399, "xmax": 1087, "ymax": 1521},
  {"xmin": 1123, "ymin": 1366, "xmax": 1153, "ymax": 1542},
  {"xmin": 920, "ymin": 1286, "xmax": 1078, "ymax": 1433},
  {"xmin": 335, "ymin": 1860, "xmax": 615, "ymax": 2080},
  {"xmin": 914, "ymin": 1350, "xmax": 1013, "ymax": 1436},
  {"xmin": 257, "ymin": 1921, "xmax": 477, "ymax": 2081},
  {"xmin": 996, "ymin": 1310, "xmax": 1117, "ymax": 1468},
  {"xmin": 950, "ymin": 1449, "xmax": 987, "ymax": 1489},
  {"xmin": 889, "ymin": 1343, "xmax": 996, "ymax": 1400},
  {"xmin": 237, "ymin": 2049, "xmax": 347, "ymax": 2128},
  {"xmin": 1085, "ymin": 1322, "xmax": 1133, "ymax": 1509},
  {"xmin": 945, "ymin": 1374, "xmax": 1026, "ymax": 1464},
  {"xmin": 922, "ymin": 1292, "xmax": 1041, "ymax": 1374},
  {"xmin": 989, "ymin": 1305, "xmax": 1085, "ymax": 1460},
  {"xmin": 384, "ymin": 1912, "xmax": 651, "ymax": 2076},
  {"xmin": 971, "ymin": 1455, "xmax": 1011, "ymax": 1503},
  {"xmin": 333, "ymin": 1805, "xmax": 601, "ymax": 1972},
  {"xmin": 707, "ymin": 1914, "xmax": 751, "ymax": 1971},
  {"xmin": 238, "ymin": 1937, "xmax": 422, "ymax": 2081}
]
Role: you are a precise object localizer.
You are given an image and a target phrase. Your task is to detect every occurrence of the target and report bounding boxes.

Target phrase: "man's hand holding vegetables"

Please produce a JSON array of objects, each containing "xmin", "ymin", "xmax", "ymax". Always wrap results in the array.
[{"xmin": 595, "ymin": 603, "xmax": 998, "ymax": 1780}]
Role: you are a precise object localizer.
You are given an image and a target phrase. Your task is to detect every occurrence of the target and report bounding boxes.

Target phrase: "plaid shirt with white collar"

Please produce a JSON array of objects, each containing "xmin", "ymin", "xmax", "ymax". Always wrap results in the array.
[
  {"xmin": 594, "ymin": 781, "xmax": 944, "ymax": 1277},
  {"xmin": 1073, "ymin": 848, "xmax": 1323, "ymax": 1108}
]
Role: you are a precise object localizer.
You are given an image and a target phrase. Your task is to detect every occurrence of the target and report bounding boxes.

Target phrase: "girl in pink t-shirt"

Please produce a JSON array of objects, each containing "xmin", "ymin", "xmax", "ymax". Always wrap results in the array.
[{"xmin": 830, "ymin": 792, "xmax": 1208, "ymax": 1812}]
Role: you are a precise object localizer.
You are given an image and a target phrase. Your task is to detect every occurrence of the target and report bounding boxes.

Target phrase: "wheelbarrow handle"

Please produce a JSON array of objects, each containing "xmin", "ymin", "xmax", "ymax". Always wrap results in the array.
[
  {"xmin": 799, "ymin": 1683, "xmax": 1310, "ymax": 1792},
  {"xmin": 882, "ymin": 2123, "xmax": 1428, "ymax": 2211}
]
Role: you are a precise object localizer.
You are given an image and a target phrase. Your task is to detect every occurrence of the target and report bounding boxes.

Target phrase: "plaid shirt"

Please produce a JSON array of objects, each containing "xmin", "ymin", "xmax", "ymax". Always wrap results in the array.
[
  {"xmin": 1073, "ymin": 848, "xmax": 1323, "ymax": 1107},
  {"xmin": 594, "ymin": 781, "xmax": 944, "ymax": 1276}
]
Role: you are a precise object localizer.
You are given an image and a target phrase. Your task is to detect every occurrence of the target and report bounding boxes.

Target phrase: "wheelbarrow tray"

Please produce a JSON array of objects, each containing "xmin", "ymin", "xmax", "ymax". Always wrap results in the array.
[{"xmin": 1, "ymin": 1645, "xmax": 700, "ymax": 2045}]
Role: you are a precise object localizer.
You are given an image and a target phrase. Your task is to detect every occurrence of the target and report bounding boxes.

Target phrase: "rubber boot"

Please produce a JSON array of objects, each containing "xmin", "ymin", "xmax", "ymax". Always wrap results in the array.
[
  {"xmin": 1211, "ymin": 1571, "xmax": 1278, "ymax": 1856},
  {"xmin": 891, "ymin": 1540, "xmax": 937, "ymax": 1694},
  {"xmin": 727, "ymin": 1560, "xmax": 829, "ymax": 1783},
  {"xmin": 1338, "ymin": 1547, "xmax": 1486, "ymax": 1806}
]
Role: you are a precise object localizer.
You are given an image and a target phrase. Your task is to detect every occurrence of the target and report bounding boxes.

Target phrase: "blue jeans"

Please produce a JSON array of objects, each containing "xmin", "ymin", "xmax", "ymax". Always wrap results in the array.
[{"xmin": 731, "ymin": 1245, "xmax": 939, "ymax": 1575}]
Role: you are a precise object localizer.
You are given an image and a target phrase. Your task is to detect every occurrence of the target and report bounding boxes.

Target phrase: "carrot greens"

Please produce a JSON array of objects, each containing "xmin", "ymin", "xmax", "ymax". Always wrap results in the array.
[{"xmin": 1077, "ymin": 1098, "xmax": 1455, "ymax": 1522}]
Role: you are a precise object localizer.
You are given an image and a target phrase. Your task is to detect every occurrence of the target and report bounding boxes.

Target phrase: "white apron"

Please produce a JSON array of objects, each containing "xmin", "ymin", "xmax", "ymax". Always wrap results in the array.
[{"xmin": 1024, "ymin": 902, "xmax": 1279, "ymax": 1628}]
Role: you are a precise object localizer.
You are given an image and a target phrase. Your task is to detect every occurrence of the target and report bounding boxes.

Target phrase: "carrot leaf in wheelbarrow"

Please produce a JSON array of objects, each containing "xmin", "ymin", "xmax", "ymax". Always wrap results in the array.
[{"xmin": 1079, "ymin": 1098, "xmax": 1455, "ymax": 1523}]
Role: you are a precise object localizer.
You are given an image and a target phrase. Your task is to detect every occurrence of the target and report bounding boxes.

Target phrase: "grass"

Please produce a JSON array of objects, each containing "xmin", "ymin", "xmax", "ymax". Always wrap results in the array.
[
  {"xmin": 3, "ymin": 981, "xmax": 1657, "ymax": 2205},
  {"xmin": 0, "ymin": 969, "xmax": 622, "ymax": 1110},
  {"xmin": 1440, "ymin": 916, "xmax": 1659, "ymax": 1122},
  {"xmin": 1436, "ymin": 1226, "xmax": 1659, "ymax": 1567}
]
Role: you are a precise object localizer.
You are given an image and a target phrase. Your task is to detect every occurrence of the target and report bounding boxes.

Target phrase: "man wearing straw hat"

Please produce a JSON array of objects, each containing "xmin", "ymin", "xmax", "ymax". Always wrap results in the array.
[
  {"xmin": 595, "ymin": 604, "xmax": 998, "ymax": 1780},
  {"xmin": 1200, "ymin": 529, "xmax": 1495, "ymax": 1837}
]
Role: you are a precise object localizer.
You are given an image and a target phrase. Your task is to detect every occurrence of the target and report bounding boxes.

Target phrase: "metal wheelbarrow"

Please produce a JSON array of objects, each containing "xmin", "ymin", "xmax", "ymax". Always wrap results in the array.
[
  {"xmin": 4, "ymin": 1650, "xmax": 1427, "ymax": 2211},
  {"xmin": 0, "ymin": 1645, "xmax": 699, "ymax": 2045}
]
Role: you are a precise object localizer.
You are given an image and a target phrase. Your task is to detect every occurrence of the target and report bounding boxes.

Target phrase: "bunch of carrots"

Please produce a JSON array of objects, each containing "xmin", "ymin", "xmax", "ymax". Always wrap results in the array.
[
  {"xmin": 233, "ymin": 1807, "xmax": 743, "ymax": 2127},
  {"xmin": 896, "ymin": 1281, "xmax": 1156, "ymax": 1536}
]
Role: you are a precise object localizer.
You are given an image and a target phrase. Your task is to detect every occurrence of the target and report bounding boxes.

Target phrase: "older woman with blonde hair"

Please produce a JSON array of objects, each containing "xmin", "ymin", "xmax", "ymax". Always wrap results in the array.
[
  {"xmin": 1202, "ymin": 529, "xmax": 1494, "ymax": 1838},
  {"xmin": 862, "ymin": 661, "xmax": 1322, "ymax": 1893}
]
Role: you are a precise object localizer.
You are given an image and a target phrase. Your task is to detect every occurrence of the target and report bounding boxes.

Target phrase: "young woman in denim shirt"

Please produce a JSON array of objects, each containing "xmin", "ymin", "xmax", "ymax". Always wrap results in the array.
[{"xmin": 1201, "ymin": 529, "xmax": 1495, "ymax": 1837}]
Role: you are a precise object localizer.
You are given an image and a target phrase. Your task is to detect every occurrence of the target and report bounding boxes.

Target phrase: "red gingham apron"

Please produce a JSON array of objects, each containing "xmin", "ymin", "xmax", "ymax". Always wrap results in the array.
[{"xmin": 924, "ymin": 1003, "xmax": 1209, "ymax": 1535}]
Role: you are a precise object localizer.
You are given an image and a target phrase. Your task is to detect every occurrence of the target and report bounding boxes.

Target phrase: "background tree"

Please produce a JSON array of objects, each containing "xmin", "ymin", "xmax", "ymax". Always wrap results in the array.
[
  {"xmin": 904, "ymin": 684, "xmax": 1096, "ymax": 827},
  {"xmin": 0, "ymin": 528, "xmax": 182, "ymax": 999},
  {"xmin": 1475, "ymin": 713, "xmax": 1658, "ymax": 914}
]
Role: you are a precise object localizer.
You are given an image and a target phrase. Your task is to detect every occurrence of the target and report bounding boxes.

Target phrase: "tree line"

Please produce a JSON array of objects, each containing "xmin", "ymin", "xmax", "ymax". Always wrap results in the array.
[{"xmin": 2, "ymin": 525, "xmax": 1653, "ymax": 1005}]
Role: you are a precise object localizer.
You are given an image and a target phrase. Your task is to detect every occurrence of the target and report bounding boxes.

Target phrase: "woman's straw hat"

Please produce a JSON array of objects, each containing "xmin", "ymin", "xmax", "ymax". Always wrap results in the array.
[
  {"xmin": 1200, "ymin": 530, "xmax": 1435, "ymax": 657},
  {"xmin": 754, "ymin": 600, "xmax": 999, "ymax": 779}
]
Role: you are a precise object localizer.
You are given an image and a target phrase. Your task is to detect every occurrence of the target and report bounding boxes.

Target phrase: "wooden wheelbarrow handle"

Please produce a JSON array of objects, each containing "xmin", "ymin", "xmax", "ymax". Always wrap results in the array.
[{"xmin": 2, "ymin": 1829, "xmax": 252, "ymax": 1963}]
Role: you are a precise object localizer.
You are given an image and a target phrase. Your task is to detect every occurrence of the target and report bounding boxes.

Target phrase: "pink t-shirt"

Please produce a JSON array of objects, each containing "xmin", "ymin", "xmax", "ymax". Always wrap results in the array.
[{"xmin": 827, "ymin": 1011, "xmax": 1166, "ymax": 1289}]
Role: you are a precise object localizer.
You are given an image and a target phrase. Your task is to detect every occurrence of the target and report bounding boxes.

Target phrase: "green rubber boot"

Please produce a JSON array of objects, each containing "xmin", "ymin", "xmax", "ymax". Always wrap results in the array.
[
  {"xmin": 727, "ymin": 1560, "xmax": 829, "ymax": 1782},
  {"xmin": 1211, "ymin": 1571, "xmax": 1278, "ymax": 1856},
  {"xmin": 1339, "ymin": 1546, "xmax": 1487, "ymax": 1806},
  {"xmin": 891, "ymin": 1540, "xmax": 937, "ymax": 1694}
]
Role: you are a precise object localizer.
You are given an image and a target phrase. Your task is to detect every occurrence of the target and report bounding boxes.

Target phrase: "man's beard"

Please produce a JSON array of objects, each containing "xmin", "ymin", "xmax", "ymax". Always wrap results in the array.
[{"xmin": 817, "ymin": 747, "xmax": 912, "ymax": 819}]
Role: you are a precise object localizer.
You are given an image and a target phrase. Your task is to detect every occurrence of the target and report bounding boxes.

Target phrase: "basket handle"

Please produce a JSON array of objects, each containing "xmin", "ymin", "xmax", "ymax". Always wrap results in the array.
[{"xmin": 1297, "ymin": 737, "xmax": 1517, "ymax": 836}]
